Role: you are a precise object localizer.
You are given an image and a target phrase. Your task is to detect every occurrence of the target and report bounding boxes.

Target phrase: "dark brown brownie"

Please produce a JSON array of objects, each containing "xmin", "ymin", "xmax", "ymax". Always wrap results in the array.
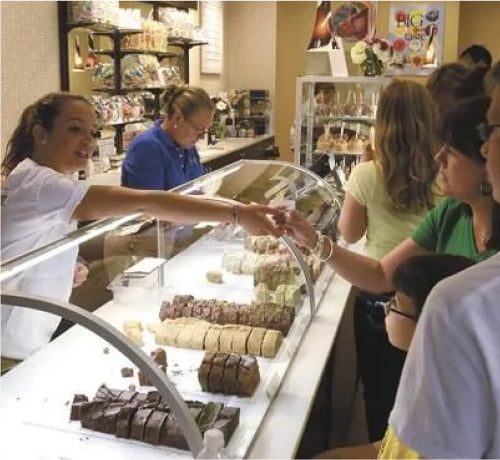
[
  {"xmin": 212, "ymin": 407, "xmax": 240, "ymax": 443},
  {"xmin": 143, "ymin": 410, "xmax": 169, "ymax": 445},
  {"xmin": 222, "ymin": 353, "xmax": 241, "ymax": 395},
  {"xmin": 198, "ymin": 352, "xmax": 215, "ymax": 391},
  {"xmin": 150, "ymin": 348, "xmax": 167, "ymax": 366},
  {"xmin": 91, "ymin": 401, "xmax": 110, "ymax": 432},
  {"xmin": 132, "ymin": 392, "xmax": 148, "ymax": 405},
  {"xmin": 200, "ymin": 302, "xmax": 213, "ymax": 321},
  {"xmin": 208, "ymin": 353, "xmax": 229, "ymax": 393},
  {"xmin": 222, "ymin": 304, "xmax": 238, "ymax": 324},
  {"xmin": 237, "ymin": 355, "xmax": 260, "ymax": 396},
  {"xmin": 210, "ymin": 303, "xmax": 225, "ymax": 324},
  {"xmin": 72, "ymin": 394, "xmax": 88, "ymax": 403},
  {"xmin": 70, "ymin": 401, "xmax": 87, "ymax": 421},
  {"xmin": 183, "ymin": 302, "xmax": 194, "ymax": 317},
  {"xmin": 237, "ymin": 306, "xmax": 250, "ymax": 325},
  {"xmin": 159, "ymin": 412, "xmax": 178, "ymax": 448},
  {"xmin": 172, "ymin": 295, "xmax": 194, "ymax": 304},
  {"xmin": 130, "ymin": 407, "xmax": 154, "ymax": 441},
  {"xmin": 146, "ymin": 391, "xmax": 161, "ymax": 405},
  {"xmin": 121, "ymin": 367, "xmax": 134, "ymax": 378},
  {"xmin": 79, "ymin": 401, "xmax": 95, "ymax": 428},
  {"xmin": 102, "ymin": 403, "xmax": 122, "ymax": 434},
  {"xmin": 116, "ymin": 403, "xmax": 138, "ymax": 438},
  {"xmin": 117, "ymin": 390, "xmax": 137, "ymax": 403}
]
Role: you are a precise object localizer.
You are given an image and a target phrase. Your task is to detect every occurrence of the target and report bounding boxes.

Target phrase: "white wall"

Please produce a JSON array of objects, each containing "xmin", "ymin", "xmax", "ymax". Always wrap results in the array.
[{"xmin": 1, "ymin": 1, "xmax": 60, "ymax": 158}]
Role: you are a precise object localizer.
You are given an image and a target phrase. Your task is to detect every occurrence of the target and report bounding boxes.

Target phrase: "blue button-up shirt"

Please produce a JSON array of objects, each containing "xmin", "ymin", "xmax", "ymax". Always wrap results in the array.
[{"xmin": 121, "ymin": 121, "xmax": 205, "ymax": 190}]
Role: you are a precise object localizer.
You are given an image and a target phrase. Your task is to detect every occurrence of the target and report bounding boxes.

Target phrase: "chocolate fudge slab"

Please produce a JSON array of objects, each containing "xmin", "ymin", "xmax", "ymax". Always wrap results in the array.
[
  {"xmin": 222, "ymin": 353, "xmax": 241, "ymax": 395},
  {"xmin": 198, "ymin": 352, "xmax": 215, "ymax": 391},
  {"xmin": 130, "ymin": 407, "xmax": 154, "ymax": 441},
  {"xmin": 102, "ymin": 403, "xmax": 122, "ymax": 434},
  {"xmin": 208, "ymin": 353, "xmax": 229, "ymax": 393},
  {"xmin": 211, "ymin": 407, "xmax": 240, "ymax": 443},
  {"xmin": 116, "ymin": 404, "xmax": 138, "ymax": 438},
  {"xmin": 237, "ymin": 355, "xmax": 260, "ymax": 396},
  {"xmin": 143, "ymin": 410, "xmax": 169, "ymax": 445}
]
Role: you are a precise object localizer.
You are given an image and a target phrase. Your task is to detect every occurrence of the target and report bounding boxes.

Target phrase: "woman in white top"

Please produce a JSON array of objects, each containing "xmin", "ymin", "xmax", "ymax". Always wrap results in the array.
[
  {"xmin": 1, "ymin": 92, "xmax": 283, "ymax": 367},
  {"xmin": 338, "ymin": 79, "xmax": 439, "ymax": 259}
]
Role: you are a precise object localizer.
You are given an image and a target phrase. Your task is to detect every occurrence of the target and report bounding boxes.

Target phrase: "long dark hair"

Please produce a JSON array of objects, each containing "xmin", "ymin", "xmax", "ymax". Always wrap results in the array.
[
  {"xmin": 1, "ymin": 92, "xmax": 91, "ymax": 179},
  {"xmin": 441, "ymin": 96, "xmax": 500, "ymax": 250}
]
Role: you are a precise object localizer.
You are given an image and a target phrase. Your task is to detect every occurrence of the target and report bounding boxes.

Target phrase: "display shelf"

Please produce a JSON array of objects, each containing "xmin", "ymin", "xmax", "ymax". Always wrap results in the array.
[
  {"xmin": 102, "ymin": 118, "xmax": 146, "ymax": 127},
  {"xmin": 90, "ymin": 28, "xmax": 143, "ymax": 38},
  {"xmin": 168, "ymin": 37, "xmax": 208, "ymax": 48},
  {"xmin": 303, "ymin": 115, "xmax": 376, "ymax": 123},
  {"xmin": 65, "ymin": 21, "xmax": 116, "ymax": 33},
  {"xmin": 94, "ymin": 48, "xmax": 179, "ymax": 59},
  {"xmin": 313, "ymin": 149, "xmax": 364, "ymax": 156}
]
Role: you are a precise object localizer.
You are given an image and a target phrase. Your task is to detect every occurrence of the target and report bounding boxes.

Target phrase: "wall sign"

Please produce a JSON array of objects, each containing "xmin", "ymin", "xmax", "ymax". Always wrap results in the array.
[
  {"xmin": 201, "ymin": 1, "xmax": 223, "ymax": 74},
  {"xmin": 387, "ymin": 3, "xmax": 445, "ymax": 76}
]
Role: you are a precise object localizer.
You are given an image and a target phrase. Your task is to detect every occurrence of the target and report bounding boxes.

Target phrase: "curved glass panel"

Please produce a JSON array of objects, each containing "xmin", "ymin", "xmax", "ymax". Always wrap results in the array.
[{"xmin": 1, "ymin": 160, "xmax": 342, "ymax": 458}]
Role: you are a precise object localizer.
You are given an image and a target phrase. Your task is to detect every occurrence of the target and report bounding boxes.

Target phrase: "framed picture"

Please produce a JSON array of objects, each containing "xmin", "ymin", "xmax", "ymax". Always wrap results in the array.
[{"xmin": 386, "ymin": 3, "xmax": 445, "ymax": 76}]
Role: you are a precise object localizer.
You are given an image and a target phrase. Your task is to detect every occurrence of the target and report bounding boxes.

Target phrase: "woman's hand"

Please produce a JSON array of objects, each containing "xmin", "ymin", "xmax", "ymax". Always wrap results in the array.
[
  {"xmin": 275, "ymin": 209, "xmax": 318, "ymax": 250},
  {"xmin": 238, "ymin": 205, "xmax": 286, "ymax": 237}
]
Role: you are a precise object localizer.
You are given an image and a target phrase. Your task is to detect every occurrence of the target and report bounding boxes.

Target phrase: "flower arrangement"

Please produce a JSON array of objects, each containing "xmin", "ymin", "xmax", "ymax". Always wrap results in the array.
[{"xmin": 350, "ymin": 37, "xmax": 392, "ymax": 76}]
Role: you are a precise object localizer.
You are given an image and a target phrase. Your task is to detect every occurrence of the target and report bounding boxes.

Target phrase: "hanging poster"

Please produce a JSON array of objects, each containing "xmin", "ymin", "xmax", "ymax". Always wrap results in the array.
[{"xmin": 387, "ymin": 3, "xmax": 445, "ymax": 76}]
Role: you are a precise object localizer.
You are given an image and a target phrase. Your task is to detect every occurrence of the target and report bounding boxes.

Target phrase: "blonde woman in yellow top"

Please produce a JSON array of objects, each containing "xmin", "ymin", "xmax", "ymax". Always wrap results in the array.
[
  {"xmin": 338, "ymin": 79, "xmax": 440, "ymax": 259},
  {"xmin": 337, "ymin": 79, "xmax": 440, "ymax": 442}
]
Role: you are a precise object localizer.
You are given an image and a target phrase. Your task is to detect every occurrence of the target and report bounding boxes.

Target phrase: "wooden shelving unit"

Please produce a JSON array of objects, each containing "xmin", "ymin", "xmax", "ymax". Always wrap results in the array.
[{"xmin": 58, "ymin": 1, "xmax": 206, "ymax": 155}]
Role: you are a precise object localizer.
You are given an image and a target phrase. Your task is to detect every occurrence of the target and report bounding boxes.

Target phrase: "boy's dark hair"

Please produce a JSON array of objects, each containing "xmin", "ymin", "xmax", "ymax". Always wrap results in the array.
[
  {"xmin": 392, "ymin": 255, "xmax": 475, "ymax": 318},
  {"xmin": 460, "ymin": 44, "xmax": 493, "ymax": 69}
]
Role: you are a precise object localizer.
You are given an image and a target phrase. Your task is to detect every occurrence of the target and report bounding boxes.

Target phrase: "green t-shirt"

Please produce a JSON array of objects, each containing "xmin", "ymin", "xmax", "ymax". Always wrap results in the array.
[{"xmin": 412, "ymin": 197, "xmax": 497, "ymax": 262}]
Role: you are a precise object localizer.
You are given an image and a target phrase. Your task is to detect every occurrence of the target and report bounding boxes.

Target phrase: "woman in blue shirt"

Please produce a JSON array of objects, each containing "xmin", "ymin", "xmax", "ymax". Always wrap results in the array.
[{"xmin": 122, "ymin": 84, "xmax": 213, "ymax": 190}]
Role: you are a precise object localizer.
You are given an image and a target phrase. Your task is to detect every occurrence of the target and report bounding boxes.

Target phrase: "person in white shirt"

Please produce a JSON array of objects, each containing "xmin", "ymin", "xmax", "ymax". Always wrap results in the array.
[
  {"xmin": 1, "ymin": 92, "xmax": 283, "ymax": 369},
  {"xmin": 378, "ymin": 60, "xmax": 500, "ymax": 458}
]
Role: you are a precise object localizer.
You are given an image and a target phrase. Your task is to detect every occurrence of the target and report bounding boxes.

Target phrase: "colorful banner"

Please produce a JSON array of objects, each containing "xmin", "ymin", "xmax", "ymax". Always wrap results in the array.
[{"xmin": 387, "ymin": 3, "xmax": 445, "ymax": 76}]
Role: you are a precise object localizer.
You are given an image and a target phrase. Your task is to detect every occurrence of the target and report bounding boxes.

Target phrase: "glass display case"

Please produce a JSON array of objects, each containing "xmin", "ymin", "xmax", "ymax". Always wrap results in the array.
[
  {"xmin": 294, "ymin": 75, "xmax": 391, "ymax": 189},
  {"xmin": 0, "ymin": 160, "xmax": 342, "ymax": 459}
]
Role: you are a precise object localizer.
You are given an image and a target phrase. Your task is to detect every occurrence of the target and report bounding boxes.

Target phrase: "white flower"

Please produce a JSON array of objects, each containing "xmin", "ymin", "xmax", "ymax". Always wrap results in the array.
[
  {"xmin": 351, "ymin": 41, "xmax": 368, "ymax": 65},
  {"xmin": 373, "ymin": 41, "xmax": 391, "ymax": 63}
]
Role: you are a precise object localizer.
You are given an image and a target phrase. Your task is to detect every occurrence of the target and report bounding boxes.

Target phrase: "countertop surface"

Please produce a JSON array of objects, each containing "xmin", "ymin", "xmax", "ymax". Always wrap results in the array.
[{"xmin": 83, "ymin": 135, "xmax": 274, "ymax": 187}]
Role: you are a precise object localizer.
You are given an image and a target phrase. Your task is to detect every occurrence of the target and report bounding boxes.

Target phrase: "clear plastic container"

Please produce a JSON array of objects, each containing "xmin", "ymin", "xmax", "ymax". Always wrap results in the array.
[{"xmin": 196, "ymin": 429, "xmax": 232, "ymax": 459}]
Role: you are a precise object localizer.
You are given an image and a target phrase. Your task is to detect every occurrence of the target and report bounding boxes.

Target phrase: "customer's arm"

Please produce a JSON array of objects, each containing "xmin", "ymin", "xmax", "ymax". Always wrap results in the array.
[
  {"xmin": 73, "ymin": 186, "xmax": 283, "ymax": 237},
  {"xmin": 281, "ymin": 209, "xmax": 428, "ymax": 293},
  {"xmin": 338, "ymin": 192, "xmax": 367, "ymax": 243}
]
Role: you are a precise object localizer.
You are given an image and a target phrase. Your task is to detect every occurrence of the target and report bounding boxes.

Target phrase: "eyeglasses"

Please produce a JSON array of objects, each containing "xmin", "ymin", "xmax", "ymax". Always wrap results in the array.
[
  {"xmin": 477, "ymin": 122, "xmax": 500, "ymax": 142},
  {"xmin": 185, "ymin": 118, "xmax": 209, "ymax": 136},
  {"xmin": 377, "ymin": 297, "xmax": 417, "ymax": 321}
]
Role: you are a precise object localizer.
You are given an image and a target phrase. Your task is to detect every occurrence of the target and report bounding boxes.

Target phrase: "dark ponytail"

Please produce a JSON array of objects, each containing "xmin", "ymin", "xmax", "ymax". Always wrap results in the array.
[{"xmin": 2, "ymin": 92, "xmax": 90, "ymax": 179}]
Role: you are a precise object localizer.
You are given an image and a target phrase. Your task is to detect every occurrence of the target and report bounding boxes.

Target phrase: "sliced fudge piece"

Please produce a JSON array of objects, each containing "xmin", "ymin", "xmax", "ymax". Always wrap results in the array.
[
  {"xmin": 261, "ymin": 329, "xmax": 283, "ymax": 358},
  {"xmin": 102, "ymin": 403, "xmax": 122, "ymax": 434},
  {"xmin": 204, "ymin": 325, "xmax": 223, "ymax": 352},
  {"xmin": 143, "ymin": 410, "xmax": 169, "ymax": 445},
  {"xmin": 150, "ymin": 348, "xmax": 167, "ymax": 366},
  {"xmin": 211, "ymin": 407, "xmax": 240, "ymax": 443},
  {"xmin": 218, "ymin": 326, "xmax": 237, "ymax": 353},
  {"xmin": 237, "ymin": 355, "xmax": 260, "ymax": 396},
  {"xmin": 232, "ymin": 326, "xmax": 252, "ymax": 354},
  {"xmin": 198, "ymin": 352, "xmax": 215, "ymax": 391},
  {"xmin": 222, "ymin": 353, "xmax": 241, "ymax": 395},
  {"xmin": 208, "ymin": 353, "xmax": 229, "ymax": 393},
  {"xmin": 130, "ymin": 407, "xmax": 154, "ymax": 441},
  {"xmin": 247, "ymin": 327, "xmax": 266, "ymax": 356},
  {"xmin": 116, "ymin": 403, "xmax": 138, "ymax": 438},
  {"xmin": 189, "ymin": 322, "xmax": 211, "ymax": 350}
]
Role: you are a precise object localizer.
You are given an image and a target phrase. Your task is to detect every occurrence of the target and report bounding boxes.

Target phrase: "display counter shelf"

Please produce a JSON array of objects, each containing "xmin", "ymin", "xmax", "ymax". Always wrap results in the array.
[{"xmin": 1, "ymin": 160, "xmax": 349, "ymax": 459}]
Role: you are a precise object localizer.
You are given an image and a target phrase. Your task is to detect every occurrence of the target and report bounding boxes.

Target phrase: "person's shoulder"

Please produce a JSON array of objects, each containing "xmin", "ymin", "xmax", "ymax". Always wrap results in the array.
[
  {"xmin": 350, "ymin": 160, "xmax": 377, "ymax": 180},
  {"xmin": 128, "ymin": 126, "xmax": 163, "ymax": 151},
  {"xmin": 7, "ymin": 158, "xmax": 71, "ymax": 189},
  {"xmin": 428, "ymin": 254, "xmax": 500, "ymax": 317}
]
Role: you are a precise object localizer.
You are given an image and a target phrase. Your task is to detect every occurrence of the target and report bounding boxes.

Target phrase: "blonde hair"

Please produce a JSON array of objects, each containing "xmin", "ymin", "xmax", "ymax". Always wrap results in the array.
[
  {"xmin": 161, "ymin": 83, "xmax": 214, "ymax": 119},
  {"xmin": 374, "ymin": 80, "xmax": 439, "ymax": 213}
]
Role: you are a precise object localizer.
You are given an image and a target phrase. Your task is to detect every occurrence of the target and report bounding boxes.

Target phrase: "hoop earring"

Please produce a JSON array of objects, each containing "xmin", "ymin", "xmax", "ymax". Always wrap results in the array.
[{"xmin": 480, "ymin": 181, "xmax": 492, "ymax": 196}]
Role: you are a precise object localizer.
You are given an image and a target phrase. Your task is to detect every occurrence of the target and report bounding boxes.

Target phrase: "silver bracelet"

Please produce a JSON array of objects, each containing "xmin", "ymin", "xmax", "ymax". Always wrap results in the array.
[
  {"xmin": 312, "ymin": 230, "xmax": 323, "ymax": 254},
  {"xmin": 319, "ymin": 236, "xmax": 336, "ymax": 262}
]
